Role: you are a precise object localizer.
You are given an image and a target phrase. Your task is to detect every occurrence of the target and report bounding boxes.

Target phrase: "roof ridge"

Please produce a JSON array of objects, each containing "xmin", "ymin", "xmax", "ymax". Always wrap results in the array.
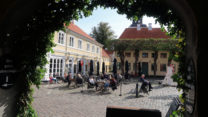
[
  {"xmin": 102, "ymin": 49, "xmax": 110, "ymax": 58},
  {"xmin": 67, "ymin": 23, "xmax": 95, "ymax": 41},
  {"xmin": 119, "ymin": 27, "xmax": 170, "ymax": 39}
]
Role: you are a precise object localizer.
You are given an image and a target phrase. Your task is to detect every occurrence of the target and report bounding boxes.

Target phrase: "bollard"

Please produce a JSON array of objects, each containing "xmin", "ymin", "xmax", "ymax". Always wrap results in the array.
[
  {"xmin": 136, "ymin": 83, "xmax": 138, "ymax": 98},
  {"xmin": 119, "ymin": 80, "xmax": 122, "ymax": 96}
]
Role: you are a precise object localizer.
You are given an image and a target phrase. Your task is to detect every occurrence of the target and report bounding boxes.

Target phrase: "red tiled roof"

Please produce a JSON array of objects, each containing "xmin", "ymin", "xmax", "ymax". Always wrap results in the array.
[
  {"xmin": 102, "ymin": 49, "xmax": 110, "ymax": 58},
  {"xmin": 105, "ymin": 50, "xmax": 113, "ymax": 55},
  {"xmin": 66, "ymin": 22, "xmax": 95, "ymax": 41},
  {"xmin": 119, "ymin": 27, "xmax": 170, "ymax": 39}
]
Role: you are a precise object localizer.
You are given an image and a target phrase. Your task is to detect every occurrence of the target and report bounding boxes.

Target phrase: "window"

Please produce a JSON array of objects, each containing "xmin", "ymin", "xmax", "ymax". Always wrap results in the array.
[
  {"xmin": 49, "ymin": 59, "xmax": 52, "ymax": 73},
  {"xmin": 160, "ymin": 53, "xmax": 167, "ymax": 58},
  {"xmin": 58, "ymin": 31, "xmax": 65, "ymax": 44},
  {"xmin": 151, "ymin": 64, "xmax": 157, "ymax": 71},
  {"xmin": 97, "ymin": 47, "xmax": 99, "ymax": 53},
  {"xmin": 60, "ymin": 60, "xmax": 63, "ymax": 76},
  {"xmin": 92, "ymin": 45, "xmax": 95, "ymax": 52},
  {"xmin": 53, "ymin": 59, "xmax": 56, "ymax": 76},
  {"xmin": 57, "ymin": 59, "xmax": 59, "ymax": 74},
  {"xmin": 125, "ymin": 52, "xmax": 131, "ymax": 57},
  {"xmin": 142, "ymin": 53, "xmax": 148, "ymax": 58},
  {"xmin": 78, "ymin": 40, "xmax": 82, "ymax": 49},
  {"xmin": 152, "ymin": 53, "xmax": 155, "ymax": 58},
  {"xmin": 69, "ymin": 37, "xmax": 74, "ymax": 47},
  {"xmin": 87, "ymin": 43, "xmax": 90, "ymax": 51},
  {"xmin": 160, "ymin": 64, "xmax": 167, "ymax": 72},
  {"xmin": 49, "ymin": 58, "xmax": 64, "ymax": 77}
]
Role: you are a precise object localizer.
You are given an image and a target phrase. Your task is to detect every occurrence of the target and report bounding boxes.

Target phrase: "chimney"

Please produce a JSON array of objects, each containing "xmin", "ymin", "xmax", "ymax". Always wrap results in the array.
[
  {"xmin": 148, "ymin": 23, "xmax": 152, "ymax": 30},
  {"xmin": 137, "ymin": 24, "xmax": 141, "ymax": 30}
]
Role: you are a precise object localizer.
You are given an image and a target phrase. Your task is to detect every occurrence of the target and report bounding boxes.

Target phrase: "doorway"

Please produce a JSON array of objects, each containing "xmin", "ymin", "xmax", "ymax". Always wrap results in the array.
[{"xmin": 142, "ymin": 62, "xmax": 148, "ymax": 76}]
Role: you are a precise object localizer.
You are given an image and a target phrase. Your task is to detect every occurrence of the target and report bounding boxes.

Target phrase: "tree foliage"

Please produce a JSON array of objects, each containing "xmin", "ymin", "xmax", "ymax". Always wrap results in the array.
[
  {"xmin": 90, "ymin": 22, "xmax": 116, "ymax": 50},
  {"xmin": 113, "ymin": 39, "xmax": 179, "ymax": 76}
]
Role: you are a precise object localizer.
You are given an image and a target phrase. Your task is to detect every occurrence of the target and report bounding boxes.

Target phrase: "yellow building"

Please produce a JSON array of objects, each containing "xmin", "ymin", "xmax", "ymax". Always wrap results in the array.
[
  {"xmin": 101, "ymin": 49, "xmax": 112, "ymax": 73},
  {"xmin": 115, "ymin": 20, "xmax": 179, "ymax": 77},
  {"xmin": 44, "ymin": 22, "xmax": 104, "ymax": 80}
]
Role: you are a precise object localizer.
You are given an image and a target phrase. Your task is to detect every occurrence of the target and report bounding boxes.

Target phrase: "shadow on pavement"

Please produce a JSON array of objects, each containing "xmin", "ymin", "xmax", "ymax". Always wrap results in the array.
[
  {"xmin": 47, "ymin": 84, "xmax": 83, "ymax": 91},
  {"xmin": 124, "ymin": 95, "xmax": 145, "ymax": 100},
  {"xmin": 69, "ymin": 89, "xmax": 112, "ymax": 96},
  {"xmin": 152, "ymin": 85, "xmax": 165, "ymax": 90},
  {"xmin": 148, "ymin": 95, "xmax": 177, "ymax": 100}
]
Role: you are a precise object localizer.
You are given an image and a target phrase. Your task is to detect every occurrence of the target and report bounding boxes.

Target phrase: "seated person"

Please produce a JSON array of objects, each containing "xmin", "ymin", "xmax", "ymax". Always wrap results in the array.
[
  {"xmin": 76, "ymin": 73, "xmax": 83, "ymax": 84},
  {"xmin": 140, "ymin": 74, "xmax": 153, "ymax": 91},
  {"xmin": 104, "ymin": 79, "xmax": 110, "ymax": 89},
  {"xmin": 109, "ymin": 75, "xmax": 117, "ymax": 91},
  {"xmin": 89, "ymin": 76, "xmax": 95, "ymax": 85},
  {"xmin": 100, "ymin": 74, "xmax": 104, "ymax": 80},
  {"xmin": 49, "ymin": 74, "xmax": 57, "ymax": 83},
  {"xmin": 103, "ymin": 73, "xmax": 109, "ymax": 80}
]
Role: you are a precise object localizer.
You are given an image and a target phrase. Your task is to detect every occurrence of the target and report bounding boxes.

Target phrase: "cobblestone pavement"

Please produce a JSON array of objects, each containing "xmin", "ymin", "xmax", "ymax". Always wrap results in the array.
[{"xmin": 32, "ymin": 79, "xmax": 181, "ymax": 117}]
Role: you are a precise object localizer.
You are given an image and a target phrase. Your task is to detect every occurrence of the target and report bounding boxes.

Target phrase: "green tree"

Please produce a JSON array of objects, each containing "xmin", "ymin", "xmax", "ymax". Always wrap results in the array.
[
  {"xmin": 90, "ymin": 22, "xmax": 116, "ymax": 50},
  {"xmin": 129, "ymin": 40, "xmax": 144, "ymax": 76},
  {"xmin": 113, "ymin": 40, "xmax": 130, "ymax": 74},
  {"xmin": 121, "ymin": 39, "xmax": 178, "ymax": 77}
]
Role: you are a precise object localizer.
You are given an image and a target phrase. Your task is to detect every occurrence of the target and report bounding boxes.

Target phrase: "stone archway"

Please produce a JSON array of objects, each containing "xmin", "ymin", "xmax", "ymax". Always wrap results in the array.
[{"xmin": 0, "ymin": 0, "xmax": 200, "ymax": 117}]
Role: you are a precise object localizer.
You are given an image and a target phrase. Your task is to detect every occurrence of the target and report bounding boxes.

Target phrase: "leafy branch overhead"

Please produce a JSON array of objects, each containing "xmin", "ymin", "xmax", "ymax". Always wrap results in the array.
[{"xmin": 113, "ymin": 39, "xmax": 179, "ymax": 52}]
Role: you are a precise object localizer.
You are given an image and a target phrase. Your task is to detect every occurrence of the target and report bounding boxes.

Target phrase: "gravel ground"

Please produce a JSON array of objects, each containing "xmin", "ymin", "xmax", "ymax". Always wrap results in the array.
[{"xmin": 32, "ymin": 79, "xmax": 181, "ymax": 117}]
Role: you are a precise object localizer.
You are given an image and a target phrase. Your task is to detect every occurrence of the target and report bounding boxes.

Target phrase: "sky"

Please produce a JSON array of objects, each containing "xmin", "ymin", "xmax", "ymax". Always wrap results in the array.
[{"xmin": 75, "ymin": 7, "xmax": 161, "ymax": 38}]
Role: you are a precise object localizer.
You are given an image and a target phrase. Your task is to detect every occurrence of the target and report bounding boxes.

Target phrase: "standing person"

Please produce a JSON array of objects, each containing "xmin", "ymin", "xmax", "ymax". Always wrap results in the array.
[
  {"xmin": 161, "ymin": 64, "xmax": 177, "ymax": 86},
  {"xmin": 140, "ymin": 74, "xmax": 153, "ymax": 91},
  {"xmin": 66, "ymin": 72, "xmax": 71, "ymax": 87},
  {"xmin": 171, "ymin": 64, "xmax": 175, "ymax": 73},
  {"xmin": 117, "ymin": 73, "xmax": 123, "ymax": 84}
]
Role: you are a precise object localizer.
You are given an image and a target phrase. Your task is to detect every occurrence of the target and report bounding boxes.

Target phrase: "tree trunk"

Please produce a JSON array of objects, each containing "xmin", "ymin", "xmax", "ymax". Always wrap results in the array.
[
  {"xmin": 168, "ymin": 51, "xmax": 175, "ymax": 65},
  {"xmin": 119, "ymin": 51, "xmax": 125, "ymax": 75},
  {"xmin": 154, "ymin": 51, "xmax": 158, "ymax": 77},
  {"xmin": 134, "ymin": 50, "xmax": 139, "ymax": 76}
]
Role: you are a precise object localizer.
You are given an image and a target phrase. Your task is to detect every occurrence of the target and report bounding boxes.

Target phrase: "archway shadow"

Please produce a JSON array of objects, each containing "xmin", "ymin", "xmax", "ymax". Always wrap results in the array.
[{"xmin": 0, "ymin": 85, "xmax": 18, "ymax": 117}]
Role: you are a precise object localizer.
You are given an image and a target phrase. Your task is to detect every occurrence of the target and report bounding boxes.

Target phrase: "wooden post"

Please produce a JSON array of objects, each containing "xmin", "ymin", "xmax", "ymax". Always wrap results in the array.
[
  {"xmin": 119, "ymin": 79, "xmax": 122, "ymax": 96},
  {"xmin": 136, "ymin": 82, "xmax": 139, "ymax": 98}
]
